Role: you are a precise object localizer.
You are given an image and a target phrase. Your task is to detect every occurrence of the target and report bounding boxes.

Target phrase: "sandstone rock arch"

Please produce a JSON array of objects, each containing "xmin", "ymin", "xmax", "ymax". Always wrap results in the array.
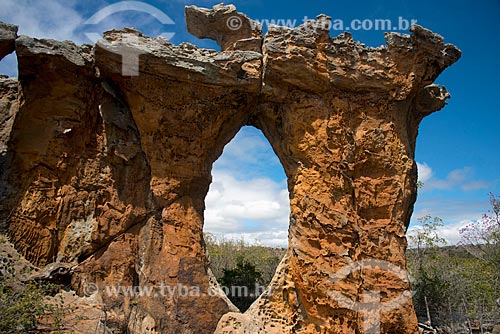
[{"xmin": 0, "ymin": 4, "xmax": 460, "ymax": 334}]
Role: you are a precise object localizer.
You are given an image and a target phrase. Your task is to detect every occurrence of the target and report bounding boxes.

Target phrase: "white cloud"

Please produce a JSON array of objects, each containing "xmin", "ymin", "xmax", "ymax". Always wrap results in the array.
[
  {"xmin": 0, "ymin": 0, "xmax": 86, "ymax": 76},
  {"xmin": 0, "ymin": 0, "xmax": 84, "ymax": 42},
  {"xmin": 416, "ymin": 162, "xmax": 432, "ymax": 183},
  {"xmin": 204, "ymin": 127, "xmax": 290, "ymax": 248},
  {"xmin": 204, "ymin": 170, "xmax": 289, "ymax": 240},
  {"xmin": 0, "ymin": 0, "xmax": 183, "ymax": 76},
  {"xmin": 407, "ymin": 220, "xmax": 472, "ymax": 245},
  {"xmin": 461, "ymin": 181, "xmax": 491, "ymax": 191},
  {"xmin": 412, "ymin": 197, "xmax": 488, "ymax": 224},
  {"xmin": 425, "ymin": 167, "xmax": 470, "ymax": 190},
  {"xmin": 412, "ymin": 162, "xmax": 493, "ymax": 245},
  {"xmin": 211, "ymin": 231, "xmax": 289, "ymax": 249},
  {"xmin": 0, "ymin": 0, "xmax": 172, "ymax": 44},
  {"xmin": 436, "ymin": 220, "xmax": 470, "ymax": 245},
  {"xmin": 418, "ymin": 165, "xmax": 490, "ymax": 192}
]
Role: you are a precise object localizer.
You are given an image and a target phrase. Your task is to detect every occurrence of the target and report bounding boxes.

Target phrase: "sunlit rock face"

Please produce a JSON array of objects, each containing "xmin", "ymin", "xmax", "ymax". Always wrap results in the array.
[{"xmin": 0, "ymin": 3, "xmax": 459, "ymax": 334}]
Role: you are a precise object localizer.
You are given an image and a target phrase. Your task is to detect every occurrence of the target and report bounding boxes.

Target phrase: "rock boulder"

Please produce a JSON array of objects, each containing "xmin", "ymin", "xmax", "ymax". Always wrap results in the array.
[{"xmin": 0, "ymin": 22, "xmax": 18, "ymax": 61}]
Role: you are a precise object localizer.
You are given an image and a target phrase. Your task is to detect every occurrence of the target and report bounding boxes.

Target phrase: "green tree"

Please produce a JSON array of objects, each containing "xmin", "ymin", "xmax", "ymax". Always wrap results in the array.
[
  {"xmin": 458, "ymin": 193, "xmax": 500, "ymax": 327},
  {"xmin": 219, "ymin": 256, "xmax": 263, "ymax": 311},
  {"xmin": 0, "ymin": 279, "xmax": 69, "ymax": 334},
  {"xmin": 407, "ymin": 215, "xmax": 449, "ymax": 325},
  {"xmin": 204, "ymin": 233, "xmax": 285, "ymax": 286},
  {"xmin": 408, "ymin": 215, "xmax": 447, "ymax": 276},
  {"xmin": 459, "ymin": 192, "xmax": 500, "ymax": 269},
  {"xmin": 407, "ymin": 206, "xmax": 500, "ymax": 330},
  {"xmin": 0, "ymin": 234, "xmax": 70, "ymax": 334}
]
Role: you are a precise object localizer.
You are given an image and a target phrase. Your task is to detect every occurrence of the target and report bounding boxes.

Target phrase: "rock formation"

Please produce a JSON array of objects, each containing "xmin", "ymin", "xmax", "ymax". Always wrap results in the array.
[
  {"xmin": 0, "ymin": 22, "xmax": 17, "ymax": 61},
  {"xmin": 0, "ymin": 4, "xmax": 460, "ymax": 334}
]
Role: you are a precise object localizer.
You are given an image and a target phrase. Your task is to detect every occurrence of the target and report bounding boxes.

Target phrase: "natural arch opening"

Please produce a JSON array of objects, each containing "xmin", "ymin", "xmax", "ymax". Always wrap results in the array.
[
  {"xmin": 203, "ymin": 125, "xmax": 289, "ymax": 312},
  {"xmin": 0, "ymin": 52, "xmax": 18, "ymax": 78}
]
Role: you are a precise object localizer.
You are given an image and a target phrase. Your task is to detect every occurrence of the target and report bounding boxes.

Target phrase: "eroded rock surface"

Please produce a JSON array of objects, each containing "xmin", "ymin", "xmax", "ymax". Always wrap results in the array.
[
  {"xmin": 0, "ymin": 5, "xmax": 460, "ymax": 334},
  {"xmin": 185, "ymin": 4, "xmax": 262, "ymax": 52},
  {"xmin": 0, "ymin": 22, "xmax": 17, "ymax": 60}
]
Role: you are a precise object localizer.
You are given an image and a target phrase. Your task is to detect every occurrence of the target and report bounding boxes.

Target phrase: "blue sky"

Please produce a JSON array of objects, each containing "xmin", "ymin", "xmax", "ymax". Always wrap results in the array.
[{"xmin": 1, "ymin": 0, "xmax": 498, "ymax": 246}]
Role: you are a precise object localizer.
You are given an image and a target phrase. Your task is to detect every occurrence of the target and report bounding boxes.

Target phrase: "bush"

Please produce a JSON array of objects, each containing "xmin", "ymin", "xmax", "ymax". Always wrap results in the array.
[
  {"xmin": 0, "ymin": 279, "xmax": 68, "ymax": 334},
  {"xmin": 204, "ymin": 233, "xmax": 286, "ymax": 311},
  {"xmin": 0, "ymin": 234, "xmax": 70, "ymax": 334},
  {"xmin": 219, "ymin": 256, "xmax": 263, "ymax": 311},
  {"xmin": 407, "ymin": 201, "xmax": 500, "ymax": 328}
]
